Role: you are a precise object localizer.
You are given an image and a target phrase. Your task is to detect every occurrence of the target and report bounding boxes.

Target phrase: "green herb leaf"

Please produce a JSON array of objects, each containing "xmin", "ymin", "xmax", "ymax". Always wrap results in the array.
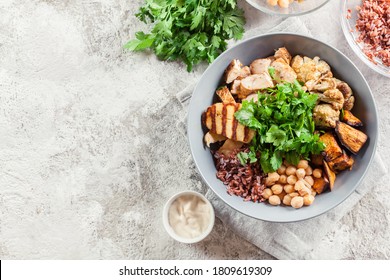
[
  {"xmin": 268, "ymin": 66, "xmax": 275, "ymax": 79},
  {"xmin": 237, "ymin": 152, "xmax": 249, "ymax": 166},
  {"xmin": 125, "ymin": 0, "xmax": 246, "ymax": 71},
  {"xmin": 235, "ymin": 80, "xmax": 325, "ymax": 172}
]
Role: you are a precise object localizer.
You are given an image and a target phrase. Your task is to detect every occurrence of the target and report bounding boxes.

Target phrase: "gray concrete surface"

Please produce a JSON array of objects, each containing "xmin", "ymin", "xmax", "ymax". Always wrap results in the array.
[{"xmin": 0, "ymin": 0, "xmax": 389, "ymax": 259}]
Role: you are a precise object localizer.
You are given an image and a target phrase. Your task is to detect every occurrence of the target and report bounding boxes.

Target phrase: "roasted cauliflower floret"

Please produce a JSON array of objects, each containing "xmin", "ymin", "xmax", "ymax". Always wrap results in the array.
[
  {"xmin": 291, "ymin": 55, "xmax": 332, "ymax": 83},
  {"xmin": 315, "ymin": 89, "xmax": 344, "ymax": 111},
  {"xmin": 308, "ymin": 77, "xmax": 338, "ymax": 92},
  {"xmin": 313, "ymin": 56, "xmax": 331, "ymax": 75},
  {"xmin": 313, "ymin": 104, "xmax": 340, "ymax": 128}
]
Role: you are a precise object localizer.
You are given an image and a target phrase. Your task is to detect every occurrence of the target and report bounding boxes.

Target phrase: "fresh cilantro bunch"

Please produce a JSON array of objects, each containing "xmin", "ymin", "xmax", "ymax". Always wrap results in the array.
[
  {"xmin": 234, "ymin": 80, "xmax": 325, "ymax": 173},
  {"xmin": 125, "ymin": 0, "xmax": 245, "ymax": 71}
]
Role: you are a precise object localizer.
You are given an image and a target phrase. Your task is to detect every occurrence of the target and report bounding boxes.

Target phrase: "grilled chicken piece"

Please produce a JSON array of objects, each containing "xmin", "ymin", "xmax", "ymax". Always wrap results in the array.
[
  {"xmin": 313, "ymin": 104, "xmax": 340, "ymax": 128},
  {"xmin": 250, "ymin": 58, "xmax": 272, "ymax": 75},
  {"xmin": 216, "ymin": 86, "xmax": 236, "ymax": 104},
  {"xmin": 274, "ymin": 47, "xmax": 292, "ymax": 64},
  {"xmin": 319, "ymin": 132, "xmax": 343, "ymax": 162},
  {"xmin": 218, "ymin": 139, "xmax": 244, "ymax": 156},
  {"xmin": 244, "ymin": 93, "xmax": 258, "ymax": 102},
  {"xmin": 204, "ymin": 132, "xmax": 227, "ymax": 147},
  {"xmin": 224, "ymin": 60, "xmax": 251, "ymax": 84},
  {"xmin": 240, "ymin": 66, "xmax": 251, "ymax": 79},
  {"xmin": 238, "ymin": 73, "xmax": 274, "ymax": 99},
  {"xmin": 224, "ymin": 59, "xmax": 242, "ymax": 84},
  {"xmin": 316, "ymin": 89, "xmax": 344, "ymax": 110},
  {"xmin": 311, "ymin": 77, "xmax": 338, "ymax": 92},
  {"xmin": 230, "ymin": 80, "xmax": 241, "ymax": 95},
  {"xmin": 271, "ymin": 59, "xmax": 297, "ymax": 83},
  {"xmin": 203, "ymin": 103, "xmax": 256, "ymax": 143}
]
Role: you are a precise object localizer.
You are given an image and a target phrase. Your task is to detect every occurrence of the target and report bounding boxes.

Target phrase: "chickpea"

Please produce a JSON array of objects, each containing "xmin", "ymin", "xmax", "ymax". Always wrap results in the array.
[
  {"xmin": 269, "ymin": 195, "xmax": 281, "ymax": 206},
  {"xmin": 283, "ymin": 159, "xmax": 292, "ymax": 167},
  {"xmin": 271, "ymin": 184, "xmax": 283, "ymax": 195},
  {"xmin": 283, "ymin": 194, "xmax": 292, "ymax": 206},
  {"xmin": 298, "ymin": 185, "xmax": 311, "ymax": 197},
  {"xmin": 286, "ymin": 166, "xmax": 297, "ymax": 176},
  {"xmin": 277, "ymin": 190, "xmax": 287, "ymax": 200},
  {"xmin": 278, "ymin": 0, "xmax": 290, "ymax": 8},
  {"xmin": 313, "ymin": 168, "xmax": 323, "ymax": 178},
  {"xmin": 291, "ymin": 196, "xmax": 304, "ymax": 209},
  {"xmin": 278, "ymin": 174, "xmax": 287, "ymax": 184},
  {"xmin": 294, "ymin": 180, "xmax": 305, "ymax": 191},
  {"xmin": 284, "ymin": 184, "xmax": 294, "ymax": 194},
  {"xmin": 296, "ymin": 168, "xmax": 306, "ymax": 179},
  {"xmin": 305, "ymin": 166, "xmax": 313, "ymax": 176},
  {"xmin": 265, "ymin": 172, "xmax": 280, "ymax": 186},
  {"xmin": 267, "ymin": 0, "xmax": 278, "ymax": 6},
  {"xmin": 262, "ymin": 188, "xmax": 273, "ymax": 199},
  {"xmin": 289, "ymin": 192, "xmax": 299, "ymax": 198},
  {"xmin": 304, "ymin": 175, "xmax": 314, "ymax": 186},
  {"xmin": 303, "ymin": 194, "xmax": 315, "ymax": 206},
  {"xmin": 297, "ymin": 159, "xmax": 309, "ymax": 170},
  {"xmin": 287, "ymin": 175, "xmax": 297, "ymax": 185},
  {"xmin": 277, "ymin": 164, "xmax": 287, "ymax": 175},
  {"xmin": 302, "ymin": 179, "xmax": 312, "ymax": 189}
]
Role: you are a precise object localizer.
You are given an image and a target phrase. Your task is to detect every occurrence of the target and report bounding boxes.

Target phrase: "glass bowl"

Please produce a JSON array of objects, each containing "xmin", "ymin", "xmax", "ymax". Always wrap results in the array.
[
  {"xmin": 340, "ymin": 0, "xmax": 390, "ymax": 78},
  {"xmin": 246, "ymin": 0, "xmax": 330, "ymax": 16}
]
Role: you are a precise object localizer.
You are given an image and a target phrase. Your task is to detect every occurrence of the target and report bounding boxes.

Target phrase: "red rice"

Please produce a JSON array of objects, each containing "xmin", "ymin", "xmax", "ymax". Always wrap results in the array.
[
  {"xmin": 213, "ymin": 148, "xmax": 265, "ymax": 203},
  {"xmin": 355, "ymin": 0, "xmax": 390, "ymax": 67}
]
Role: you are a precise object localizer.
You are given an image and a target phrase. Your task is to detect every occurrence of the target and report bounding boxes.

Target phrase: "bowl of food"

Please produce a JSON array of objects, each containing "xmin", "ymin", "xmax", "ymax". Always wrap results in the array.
[
  {"xmin": 341, "ymin": 0, "xmax": 390, "ymax": 78},
  {"xmin": 187, "ymin": 33, "xmax": 378, "ymax": 222},
  {"xmin": 246, "ymin": 0, "xmax": 330, "ymax": 16}
]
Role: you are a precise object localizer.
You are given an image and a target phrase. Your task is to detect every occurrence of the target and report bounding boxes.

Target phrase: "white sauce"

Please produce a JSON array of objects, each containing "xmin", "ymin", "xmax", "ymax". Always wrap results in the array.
[{"xmin": 168, "ymin": 194, "xmax": 211, "ymax": 239}]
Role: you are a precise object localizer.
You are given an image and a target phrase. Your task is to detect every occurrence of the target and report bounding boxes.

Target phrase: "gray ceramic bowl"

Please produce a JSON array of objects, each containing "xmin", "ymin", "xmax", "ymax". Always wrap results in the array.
[{"xmin": 187, "ymin": 33, "xmax": 378, "ymax": 223}]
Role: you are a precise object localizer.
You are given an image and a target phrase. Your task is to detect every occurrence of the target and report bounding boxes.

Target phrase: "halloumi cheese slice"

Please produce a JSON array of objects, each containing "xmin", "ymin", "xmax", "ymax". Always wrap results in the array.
[{"xmin": 203, "ymin": 103, "xmax": 255, "ymax": 143}]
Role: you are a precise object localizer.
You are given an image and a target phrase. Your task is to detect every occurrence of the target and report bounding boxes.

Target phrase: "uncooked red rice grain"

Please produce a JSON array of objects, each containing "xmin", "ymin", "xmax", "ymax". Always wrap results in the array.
[{"xmin": 355, "ymin": 0, "xmax": 390, "ymax": 67}]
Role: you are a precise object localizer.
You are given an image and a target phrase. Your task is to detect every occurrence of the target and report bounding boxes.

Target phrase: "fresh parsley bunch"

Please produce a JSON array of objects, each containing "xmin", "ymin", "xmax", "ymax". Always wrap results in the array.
[
  {"xmin": 235, "ymin": 80, "xmax": 325, "ymax": 173},
  {"xmin": 125, "ymin": 0, "xmax": 245, "ymax": 71}
]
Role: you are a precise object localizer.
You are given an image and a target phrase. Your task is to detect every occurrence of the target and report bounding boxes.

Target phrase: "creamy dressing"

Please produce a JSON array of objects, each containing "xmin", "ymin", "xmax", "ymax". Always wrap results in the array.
[{"xmin": 168, "ymin": 194, "xmax": 211, "ymax": 239}]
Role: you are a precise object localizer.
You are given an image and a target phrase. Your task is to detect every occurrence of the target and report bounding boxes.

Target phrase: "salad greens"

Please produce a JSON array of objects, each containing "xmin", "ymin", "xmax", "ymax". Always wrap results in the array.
[
  {"xmin": 124, "ymin": 0, "xmax": 245, "ymax": 71},
  {"xmin": 234, "ymin": 79, "xmax": 325, "ymax": 173}
]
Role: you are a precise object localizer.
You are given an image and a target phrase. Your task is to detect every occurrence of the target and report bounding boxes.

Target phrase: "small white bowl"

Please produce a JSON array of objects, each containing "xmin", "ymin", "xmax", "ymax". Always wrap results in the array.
[{"xmin": 162, "ymin": 190, "xmax": 215, "ymax": 244}]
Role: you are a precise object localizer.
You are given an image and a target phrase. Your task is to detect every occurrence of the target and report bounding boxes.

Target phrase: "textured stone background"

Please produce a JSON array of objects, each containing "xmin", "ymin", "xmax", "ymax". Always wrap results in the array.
[{"xmin": 0, "ymin": 0, "xmax": 389, "ymax": 259}]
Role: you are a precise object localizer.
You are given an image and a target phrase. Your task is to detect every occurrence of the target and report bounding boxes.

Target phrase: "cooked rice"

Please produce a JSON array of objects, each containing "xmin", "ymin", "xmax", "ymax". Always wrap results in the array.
[{"xmin": 213, "ymin": 148, "xmax": 265, "ymax": 203}]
